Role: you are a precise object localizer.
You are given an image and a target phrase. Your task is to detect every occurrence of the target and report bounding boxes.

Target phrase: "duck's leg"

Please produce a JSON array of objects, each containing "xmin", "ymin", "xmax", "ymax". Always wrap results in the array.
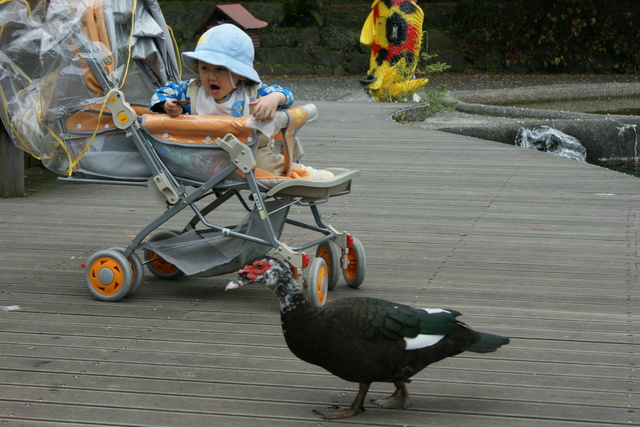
[
  {"xmin": 313, "ymin": 383, "xmax": 370, "ymax": 419},
  {"xmin": 371, "ymin": 381, "xmax": 410, "ymax": 409}
]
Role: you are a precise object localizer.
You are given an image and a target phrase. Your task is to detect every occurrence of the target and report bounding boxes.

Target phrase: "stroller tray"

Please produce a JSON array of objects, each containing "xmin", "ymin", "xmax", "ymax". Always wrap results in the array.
[{"xmin": 266, "ymin": 168, "xmax": 360, "ymax": 202}]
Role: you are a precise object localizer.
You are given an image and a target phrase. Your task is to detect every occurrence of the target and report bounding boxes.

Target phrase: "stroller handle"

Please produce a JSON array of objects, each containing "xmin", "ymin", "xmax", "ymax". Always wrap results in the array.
[
  {"xmin": 301, "ymin": 103, "xmax": 319, "ymax": 122},
  {"xmin": 272, "ymin": 103, "xmax": 319, "ymax": 130}
]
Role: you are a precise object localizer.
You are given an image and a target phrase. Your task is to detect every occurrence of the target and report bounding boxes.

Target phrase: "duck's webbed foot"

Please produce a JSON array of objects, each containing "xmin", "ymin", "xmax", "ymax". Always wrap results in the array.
[
  {"xmin": 371, "ymin": 381, "xmax": 410, "ymax": 409},
  {"xmin": 313, "ymin": 383, "xmax": 370, "ymax": 419}
]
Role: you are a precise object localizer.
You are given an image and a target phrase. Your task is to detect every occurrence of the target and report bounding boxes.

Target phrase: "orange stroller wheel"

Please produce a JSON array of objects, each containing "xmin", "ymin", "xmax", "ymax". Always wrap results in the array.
[
  {"xmin": 316, "ymin": 241, "xmax": 340, "ymax": 290},
  {"xmin": 144, "ymin": 231, "xmax": 184, "ymax": 279},
  {"xmin": 343, "ymin": 237, "xmax": 366, "ymax": 288},
  {"xmin": 85, "ymin": 249, "xmax": 133, "ymax": 301},
  {"xmin": 307, "ymin": 257, "xmax": 328, "ymax": 307}
]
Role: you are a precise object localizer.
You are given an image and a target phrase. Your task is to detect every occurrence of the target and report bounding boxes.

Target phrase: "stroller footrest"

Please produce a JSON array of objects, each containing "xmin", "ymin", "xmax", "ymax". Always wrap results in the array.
[{"xmin": 265, "ymin": 168, "xmax": 360, "ymax": 202}]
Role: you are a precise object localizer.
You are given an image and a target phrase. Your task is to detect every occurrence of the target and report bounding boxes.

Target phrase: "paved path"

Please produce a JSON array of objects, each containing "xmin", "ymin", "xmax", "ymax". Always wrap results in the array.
[{"xmin": 0, "ymin": 100, "xmax": 638, "ymax": 426}]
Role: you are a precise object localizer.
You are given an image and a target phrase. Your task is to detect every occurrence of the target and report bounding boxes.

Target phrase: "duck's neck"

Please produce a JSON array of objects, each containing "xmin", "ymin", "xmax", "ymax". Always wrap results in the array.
[{"xmin": 276, "ymin": 279, "xmax": 310, "ymax": 314}]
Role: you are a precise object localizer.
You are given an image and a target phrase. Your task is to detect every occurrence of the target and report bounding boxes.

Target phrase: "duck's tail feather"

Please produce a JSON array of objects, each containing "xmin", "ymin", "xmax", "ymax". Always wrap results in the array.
[{"xmin": 464, "ymin": 332, "xmax": 510, "ymax": 353}]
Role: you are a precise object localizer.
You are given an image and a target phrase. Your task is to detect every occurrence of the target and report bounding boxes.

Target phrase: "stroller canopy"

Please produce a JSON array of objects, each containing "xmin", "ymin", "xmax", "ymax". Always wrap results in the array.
[{"xmin": 0, "ymin": 0, "xmax": 180, "ymax": 174}]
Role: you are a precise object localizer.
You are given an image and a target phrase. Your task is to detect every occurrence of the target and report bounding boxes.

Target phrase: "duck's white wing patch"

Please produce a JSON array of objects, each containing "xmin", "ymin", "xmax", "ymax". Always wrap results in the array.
[
  {"xmin": 404, "ymin": 334, "xmax": 445, "ymax": 350},
  {"xmin": 424, "ymin": 308, "xmax": 450, "ymax": 314},
  {"xmin": 403, "ymin": 308, "xmax": 452, "ymax": 350}
]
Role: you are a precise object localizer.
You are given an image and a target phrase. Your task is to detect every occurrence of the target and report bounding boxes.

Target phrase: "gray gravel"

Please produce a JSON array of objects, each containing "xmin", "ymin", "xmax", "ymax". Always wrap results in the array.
[
  {"xmin": 266, "ymin": 75, "xmax": 368, "ymax": 102},
  {"xmin": 270, "ymin": 72, "xmax": 640, "ymax": 102}
]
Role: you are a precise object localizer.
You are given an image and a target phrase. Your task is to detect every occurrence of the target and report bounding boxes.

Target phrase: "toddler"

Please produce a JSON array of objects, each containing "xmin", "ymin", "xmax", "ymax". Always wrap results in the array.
[{"xmin": 150, "ymin": 24, "xmax": 333, "ymax": 180}]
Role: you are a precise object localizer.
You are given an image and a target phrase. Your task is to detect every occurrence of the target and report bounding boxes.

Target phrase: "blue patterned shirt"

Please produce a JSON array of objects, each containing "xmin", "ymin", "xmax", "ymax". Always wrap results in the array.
[{"xmin": 149, "ymin": 79, "xmax": 294, "ymax": 116}]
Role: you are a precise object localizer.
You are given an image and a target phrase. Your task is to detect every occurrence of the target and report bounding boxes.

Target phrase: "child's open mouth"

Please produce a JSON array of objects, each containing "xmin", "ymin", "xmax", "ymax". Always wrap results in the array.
[{"xmin": 209, "ymin": 84, "xmax": 220, "ymax": 94}]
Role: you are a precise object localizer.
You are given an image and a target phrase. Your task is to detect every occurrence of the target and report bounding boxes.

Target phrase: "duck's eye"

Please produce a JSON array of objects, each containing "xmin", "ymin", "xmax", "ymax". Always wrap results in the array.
[{"xmin": 255, "ymin": 262, "xmax": 265, "ymax": 270}]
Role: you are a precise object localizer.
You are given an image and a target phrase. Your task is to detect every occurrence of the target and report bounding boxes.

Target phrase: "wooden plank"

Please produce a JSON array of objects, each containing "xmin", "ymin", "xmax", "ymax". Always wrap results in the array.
[{"xmin": 0, "ymin": 100, "xmax": 638, "ymax": 426}]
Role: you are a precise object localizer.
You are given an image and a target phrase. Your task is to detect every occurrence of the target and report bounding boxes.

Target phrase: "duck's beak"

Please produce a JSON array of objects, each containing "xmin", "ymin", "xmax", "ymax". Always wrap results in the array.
[
  {"xmin": 225, "ymin": 279, "xmax": 248, "ymax": 291},
  {"xmin": 225, "ymin": 269, "xmax": 252, "ymax": 291}
]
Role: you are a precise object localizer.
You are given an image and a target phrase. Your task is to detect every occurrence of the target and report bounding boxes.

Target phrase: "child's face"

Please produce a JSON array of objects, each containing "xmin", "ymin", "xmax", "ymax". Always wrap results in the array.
[{"xmin": 198, "ymin": 61, "xmax": 246, "ymax": 100}]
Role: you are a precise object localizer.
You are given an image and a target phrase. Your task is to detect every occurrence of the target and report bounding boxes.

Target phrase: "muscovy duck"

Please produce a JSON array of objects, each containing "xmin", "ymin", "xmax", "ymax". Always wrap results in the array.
[{"xmin": 226, "ymin": 256, "xmax": 510, "ymax": 419}]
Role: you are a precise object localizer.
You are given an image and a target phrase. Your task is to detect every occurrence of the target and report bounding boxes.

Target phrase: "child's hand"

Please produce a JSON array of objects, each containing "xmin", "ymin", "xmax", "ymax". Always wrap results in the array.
[
  {"xmin": 250, "ymin": 92, "xmax": 286, "ymax": 121},
  {"xmin": 163, "ymin": 99, "xmax": 186, "ymax": 117}
]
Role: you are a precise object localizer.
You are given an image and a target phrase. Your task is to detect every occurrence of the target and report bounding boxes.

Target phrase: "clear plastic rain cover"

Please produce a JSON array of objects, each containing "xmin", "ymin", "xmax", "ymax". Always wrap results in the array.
[{"xmin": 0, "ymin": 0, "xmax": 180, "ymax": 175}]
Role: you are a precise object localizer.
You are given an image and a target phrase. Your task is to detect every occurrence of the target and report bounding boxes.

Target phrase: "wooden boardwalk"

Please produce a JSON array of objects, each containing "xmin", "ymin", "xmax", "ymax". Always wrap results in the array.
[{"xmin": 1, "ymin": 101, "xmax": 638, "ymax": 426}]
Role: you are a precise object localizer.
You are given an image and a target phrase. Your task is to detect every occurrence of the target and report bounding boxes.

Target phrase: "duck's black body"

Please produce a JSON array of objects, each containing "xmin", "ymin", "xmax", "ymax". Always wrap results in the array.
[
  {"xmin": 283, "ymin": 296, "xmax": 491, "ymax": 384},
  {"xmin": 227, "ymin": 257, "xmax": 510, "ymax": 419}
]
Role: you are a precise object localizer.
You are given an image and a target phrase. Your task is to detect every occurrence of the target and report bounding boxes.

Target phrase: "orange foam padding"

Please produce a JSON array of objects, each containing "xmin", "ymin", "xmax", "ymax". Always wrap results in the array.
[
  {"xmin": 142, "ymin": 115, "xmax": 255, "ymax": 145},
  {"xmin": 81, "ymin": 0, "xmax": 116, "ymax": 96},
  {"xmin": 67, "ymin": 105, "xmax": 152, "ymax": 132}
]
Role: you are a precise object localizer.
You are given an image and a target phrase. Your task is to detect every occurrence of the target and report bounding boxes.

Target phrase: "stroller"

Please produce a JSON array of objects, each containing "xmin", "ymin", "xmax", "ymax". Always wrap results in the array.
[{"xmin": 0, "ymin": 0, "xmax": 365, "ymax": 305}]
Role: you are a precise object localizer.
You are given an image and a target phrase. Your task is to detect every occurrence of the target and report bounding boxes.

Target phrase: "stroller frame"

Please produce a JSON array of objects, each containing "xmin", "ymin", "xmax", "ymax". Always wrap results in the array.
[
  {"xmin": 0, "ymin": 0, "xmax": 365, "ymax": 305},
  {"xmin": 73, "ymin": 89, "xmax": 365, "ymax": 304}
]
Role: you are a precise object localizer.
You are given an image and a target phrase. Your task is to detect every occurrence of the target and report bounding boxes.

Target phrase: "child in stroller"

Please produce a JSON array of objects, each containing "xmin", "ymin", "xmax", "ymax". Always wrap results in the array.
[{"xmin": 150, "ymin": 24, "xmax": 334, "ymax": 181}]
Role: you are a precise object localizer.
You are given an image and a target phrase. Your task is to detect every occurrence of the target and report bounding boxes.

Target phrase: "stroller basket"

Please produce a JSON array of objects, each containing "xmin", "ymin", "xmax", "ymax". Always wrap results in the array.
[{"xmin": 0, "ymin": 0, "xmax": 366, "ymax": 306}]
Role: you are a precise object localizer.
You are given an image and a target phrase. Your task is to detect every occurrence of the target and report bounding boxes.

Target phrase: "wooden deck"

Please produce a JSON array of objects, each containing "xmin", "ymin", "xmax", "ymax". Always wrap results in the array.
[{"xmin": 1, "ymin": 101, "xmax": 638, "ymax": 426}]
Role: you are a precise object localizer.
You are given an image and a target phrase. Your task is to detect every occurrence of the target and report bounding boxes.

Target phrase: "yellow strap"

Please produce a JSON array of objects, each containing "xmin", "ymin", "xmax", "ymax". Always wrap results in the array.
[
  {"xmin": 117, "ymin": 0, "xmax": 137, "ymax": 89},
  {"xmin": 65, "ymin": 88, "xmax": 115, "ymax": 175},
  {"xmin": 167, "ymin": 25, "xmax": 182, "ymax": 80}
]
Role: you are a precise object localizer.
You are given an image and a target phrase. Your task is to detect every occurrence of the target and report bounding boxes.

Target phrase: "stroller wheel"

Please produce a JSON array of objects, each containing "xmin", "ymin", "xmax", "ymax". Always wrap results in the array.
[
  {"xmin": 111, "ymin": 247, "xmax": 144, "ymax": 296},
  {"xmin": 307, "ymin": 257, "xmax": 329, "ymax": 307},
  {"xmin": 84, "ymin": 249, "xmax": 134, "ymax": 302},
  {"xmin": 316, "ymin": 241, "xmax": 340, "ymax": 290},
  {"xmin": 144, "ymin": 231, "xmax": 184, "ymax": 279},
  {"xmin": 343, "ymin": 237, "xmax": 366, "ymax": 288}
]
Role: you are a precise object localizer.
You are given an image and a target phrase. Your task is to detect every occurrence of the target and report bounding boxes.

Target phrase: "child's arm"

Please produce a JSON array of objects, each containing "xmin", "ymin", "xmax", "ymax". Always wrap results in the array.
[
  {"xmin": 250, "ymin": 84, "xmax": 294, "ymax": 120},
  {"xmin": 149, "ymin": 81, "xmax": 191, "ymax": 116}
]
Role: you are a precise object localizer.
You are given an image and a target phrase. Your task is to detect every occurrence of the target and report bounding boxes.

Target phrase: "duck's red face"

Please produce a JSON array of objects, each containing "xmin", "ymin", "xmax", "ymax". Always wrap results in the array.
[
  {"xmin": 226, "ymin": 259, "xmax": 274, "ymax": 290},
  {"xmin": 239, "ymin": 259, "xmax": 273, "ymax": 281}
]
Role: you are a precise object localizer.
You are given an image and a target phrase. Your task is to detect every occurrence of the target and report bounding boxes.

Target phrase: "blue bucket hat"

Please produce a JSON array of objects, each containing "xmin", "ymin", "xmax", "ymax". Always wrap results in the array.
[{"xmin": 182, "ymin": 24, "xmax": 260, "ymax": 83}]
